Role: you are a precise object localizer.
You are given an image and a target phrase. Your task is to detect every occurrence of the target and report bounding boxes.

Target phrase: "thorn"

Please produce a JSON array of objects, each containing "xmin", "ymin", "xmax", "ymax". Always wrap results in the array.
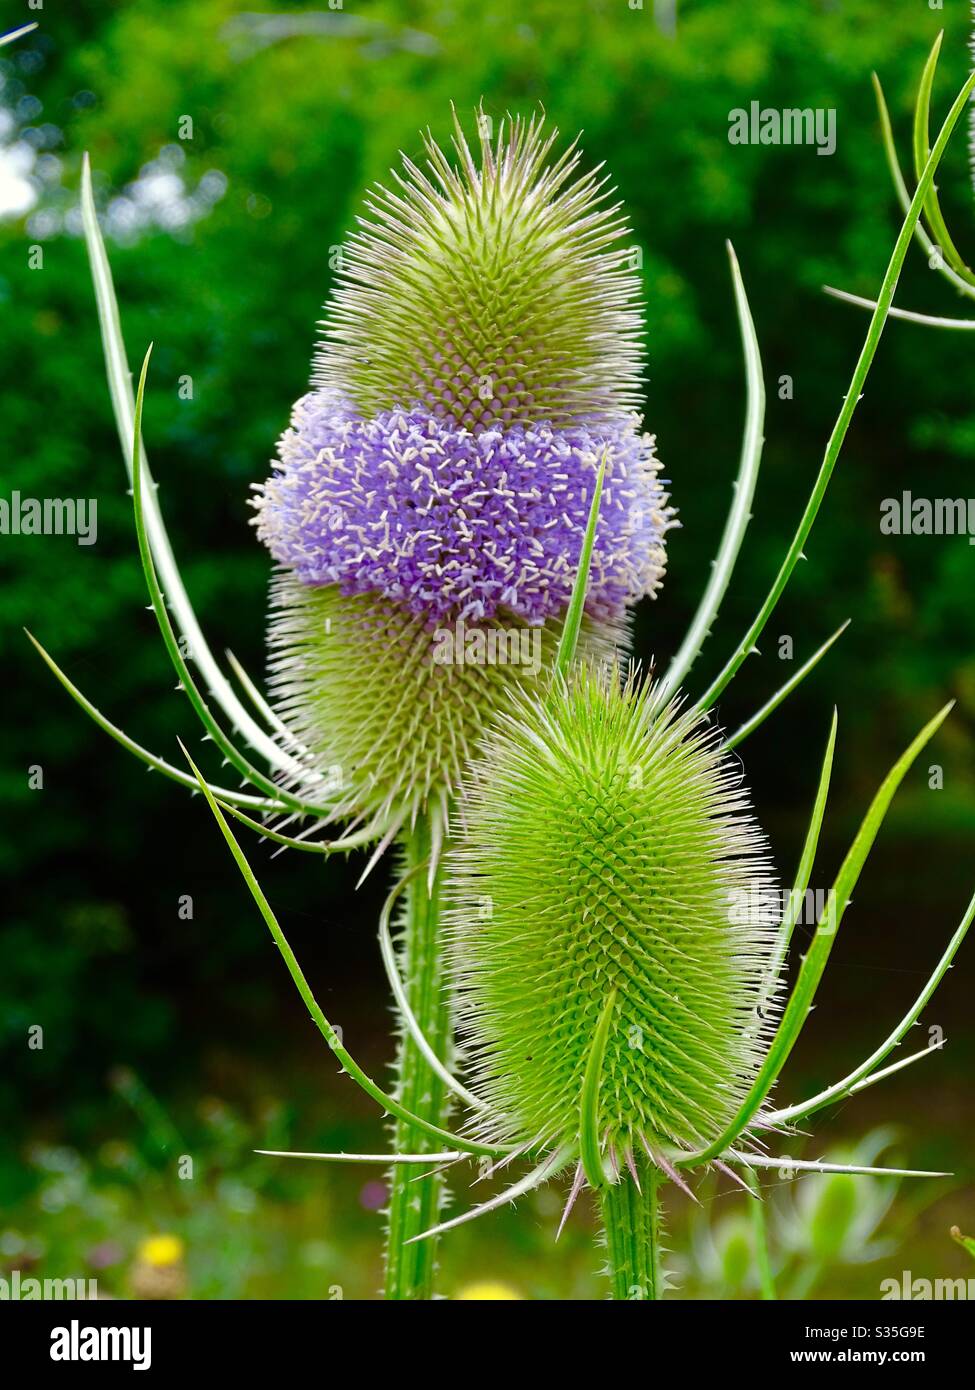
[
  {"xmin": 556, "ymin": 1162, "xmax": 586, "ymax": 1241},
  {"xmin": 623, "ymin": 1146, "xmax": 641, "ymax": 1192},
  {"xmin": 712, "ymin": 1159, "xmax": 756, "ymax": 1197},
  {"xmin": 640, "ymin": 1137, "xmax": 700, "ymax": 1205}
]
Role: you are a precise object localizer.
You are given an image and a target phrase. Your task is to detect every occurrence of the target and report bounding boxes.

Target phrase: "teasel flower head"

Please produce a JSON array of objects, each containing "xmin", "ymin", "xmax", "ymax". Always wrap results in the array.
[
  {"xmin": 315, "ymin": 106, "xmax": 644, "ymax": 426},
  {"xmin": 253, "ymin": 109, "xmax": 674, "ymax": 840},
  {"xmin": 444, "ymin": 665, "xmax": 783, "ymax": 1167}
]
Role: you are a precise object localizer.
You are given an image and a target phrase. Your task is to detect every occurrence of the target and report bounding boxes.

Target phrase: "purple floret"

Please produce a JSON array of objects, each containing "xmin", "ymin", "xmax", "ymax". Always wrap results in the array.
[{"xmin": 253, "ymin": 390, "xmax": 673, "ymax": 626}]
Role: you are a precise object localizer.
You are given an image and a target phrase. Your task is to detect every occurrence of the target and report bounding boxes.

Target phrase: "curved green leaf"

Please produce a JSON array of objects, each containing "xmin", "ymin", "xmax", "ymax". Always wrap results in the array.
[
  {"xmin": 684, "ymin": 701, "xmax": 953, "ymax": 1166},
  {"xmin": 657, "ymin": 241, "xmax": 764, "ymax": 705},
  {"xmin": 696, "ymin": 66, "xmax": 975, "ymax": 713}
]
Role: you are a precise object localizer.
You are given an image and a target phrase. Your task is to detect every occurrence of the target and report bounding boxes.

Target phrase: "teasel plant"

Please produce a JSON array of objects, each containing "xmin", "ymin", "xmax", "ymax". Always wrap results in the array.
[
  {"xmin": 250, "ymin": 109, "xmax": 675, "ymax": 1298},
  {"xmin": 28, "ymin": 69, "xmax": 975, "ymax": 1298},
  {"xmin": 35, "ymin": 108, "xmax": 672, "ymax": 1299},
  {"xmin": 827, "ymin": 30, "xmax": 975, "ymax": 332}
]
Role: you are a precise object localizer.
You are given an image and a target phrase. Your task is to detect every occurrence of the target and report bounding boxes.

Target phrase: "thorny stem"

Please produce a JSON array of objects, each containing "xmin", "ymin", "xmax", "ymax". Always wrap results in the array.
[
  {"xmin": 599, "ymin": 1154, "xmax": 663, "ymax": 1300},
  {"xmin": 384, "ymin": 818, "xmax": 452, "ymax": 1299}
]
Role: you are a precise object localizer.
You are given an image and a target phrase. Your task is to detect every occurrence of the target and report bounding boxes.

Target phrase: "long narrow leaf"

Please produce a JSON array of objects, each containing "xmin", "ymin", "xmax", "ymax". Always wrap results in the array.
[
  {"xmin": 225, "ymin": 649, "xmax": 296, "ymax": 740},
  {"xmin": 695, "ymin": 67, "xmax": 975, "ymax": 714},
  {"xmin": 181, "ymin": 741, "xmax": 505, "ymax": 1160},
  {"xmin": 827, "ymin": 59, "xmax": 975, "ymax": 322},
  {"xmin": 80, "ymin": 154, "xmax": 304, "ymax": 777},
  {"xmin": 1, "ymin": 22, "xmax": 37, "ymax": 46},
  {"xmin": 749, "ymin": 710, "xmax": 837, "ymax": 1032},
  {"xmin": 378, "ymin": 868, "xmax": 485, "ymax": 1111},
  {"xmin": 214, "ymin": 798, "xmax": 381, "ymax": 854},
  {"xmin": 24, "ymin": 630, "xmax": 284, "ymax": 811},
  {"xmin": 256, "ymin": 1149, "xmax": 463, "ymax": 1164},
  {"xmin": 847, "ymin": 1040, "xmax": 945, "ymax": 1095},
  {"xmin": 824, "ymin": 286, "xmax": 975, "ymax": 330},
  {"xmin": 552, "ymin": 451, "xmax": 607, "ymax": 684},
  {"xmin": 912, "ymin": 33, "xmax": 975, "ymax": 287},
  {"xmin": 871, "ymin": 71, "xmax": 975, "ymax": 301},
  {"xmin": 729, "ymin": 1152, "xmax": 949, "ymax": 1179},
  {"xmin": 406, "ymin": 1144, "xmax": 574, "ymax": 1245},
  {"xmin": 129, "ymin": 349, "xmax": 334, "ymax": 819},
  {"xmin": 768, "ymin": 883, "xmax": 975, "ymax": 1124},
  {"xmin": 685, "ymin": 701, "xmax": 952, "ymax": 1165},
  {"xmin": 579, "ymin": 989, "xmax": 617, "ymax": 1188},
  {"xmin": 656, "ymin": 242, "xmax": 764, "ymax": 704},
  {"xmin": 724, "ymin": 622, "xmax": 849, "ymax": 751}
]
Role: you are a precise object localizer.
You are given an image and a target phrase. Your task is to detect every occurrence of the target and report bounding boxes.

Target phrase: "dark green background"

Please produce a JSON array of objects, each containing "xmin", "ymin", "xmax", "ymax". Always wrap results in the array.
[{"xmin": 1, "ymin": 0, "xmax": 973, "ymax": 1298}]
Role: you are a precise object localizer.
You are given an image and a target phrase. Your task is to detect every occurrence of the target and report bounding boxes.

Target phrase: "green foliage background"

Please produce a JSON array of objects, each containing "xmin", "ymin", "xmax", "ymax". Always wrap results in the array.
[{"xmin": 1, "ymin": 0, "xmax": 973, "ymax": 1298}]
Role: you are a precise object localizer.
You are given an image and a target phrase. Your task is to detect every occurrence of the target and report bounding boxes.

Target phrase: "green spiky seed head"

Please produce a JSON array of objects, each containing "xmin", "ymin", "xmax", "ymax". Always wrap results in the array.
[
  {"xmin": 268, "ymin": 578, "xmax": 626, "ymax": 836},
  {"xmin": 445, "ymin": 666, "xmax": 781, "ymax": 1163},
  {"xmin": 315, "ymin": 108, "xmax": 644, "ymax": 428}
]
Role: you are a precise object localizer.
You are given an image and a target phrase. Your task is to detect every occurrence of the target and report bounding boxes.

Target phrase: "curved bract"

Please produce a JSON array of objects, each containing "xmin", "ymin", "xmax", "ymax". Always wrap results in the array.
[{"xmin": 826, "ymin": 34, "xmax": 975, "ymax": 326}]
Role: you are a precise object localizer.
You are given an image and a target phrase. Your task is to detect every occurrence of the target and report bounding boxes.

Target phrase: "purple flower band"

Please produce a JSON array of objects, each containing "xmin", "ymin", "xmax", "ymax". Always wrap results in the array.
[{"xmin": 254, "ymin": 390, "xmax": 673, "ymax": 626}]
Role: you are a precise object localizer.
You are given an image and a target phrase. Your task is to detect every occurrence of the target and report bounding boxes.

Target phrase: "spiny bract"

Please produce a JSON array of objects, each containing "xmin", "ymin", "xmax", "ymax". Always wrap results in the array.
[
  {"xmin": 266, "ymin": 577, "xmax": 625, "ymax": 834},
  {"xmin": 314, "ymin": 107, "xmax": 645, "ymax": 428},
  {"xmin": 445, "ymin": 666, "xmax": 783, "ymax": 1160}
]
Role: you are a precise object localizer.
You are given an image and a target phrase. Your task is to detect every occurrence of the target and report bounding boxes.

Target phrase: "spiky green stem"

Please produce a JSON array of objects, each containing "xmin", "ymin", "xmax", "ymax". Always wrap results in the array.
[
  {"xmin": 599, "ymin": 1157, "xmax": 663, "ymax": 1300},
  {"xmin": 384, "ymin": 819, "xmax": 451, "ymax": 1299}
]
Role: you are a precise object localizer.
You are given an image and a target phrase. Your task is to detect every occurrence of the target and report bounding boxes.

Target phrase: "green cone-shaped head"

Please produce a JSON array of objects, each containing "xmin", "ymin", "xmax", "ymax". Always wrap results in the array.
[
  {"xmin": 445, "ymin": 666, "xmax": 782, "ymax": 1162},
  {"xmin": 315, "ymin": 107, "xmax": 644, "ymax": 428}
]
